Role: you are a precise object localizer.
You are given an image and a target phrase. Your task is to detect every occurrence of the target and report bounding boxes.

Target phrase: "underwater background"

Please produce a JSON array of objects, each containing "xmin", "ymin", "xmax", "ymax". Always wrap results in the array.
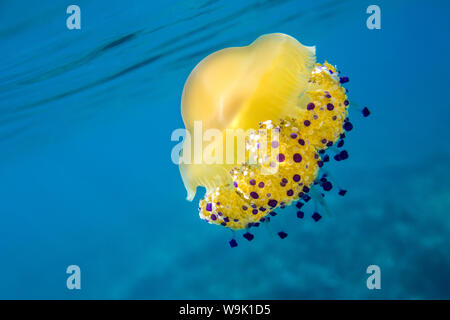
[{"xmin": 1, "ymin": 0, "xmax": 449, "ymax": 299}]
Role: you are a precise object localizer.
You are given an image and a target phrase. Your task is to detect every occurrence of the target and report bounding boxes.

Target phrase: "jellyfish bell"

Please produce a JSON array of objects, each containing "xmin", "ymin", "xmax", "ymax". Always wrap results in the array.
[
  {"xmin": 176, "ymin": 32, "xmax": 365, "ymax": 238},
  {"xmin": 180, "ymin": 33, "xmax": 316, "ymax": 200}
]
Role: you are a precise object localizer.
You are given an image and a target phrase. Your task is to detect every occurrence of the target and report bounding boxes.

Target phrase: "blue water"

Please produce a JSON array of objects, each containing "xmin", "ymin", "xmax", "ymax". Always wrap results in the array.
[{"xmin": 1, "ymin": 0, "xmax": 449, "ymax": 299}]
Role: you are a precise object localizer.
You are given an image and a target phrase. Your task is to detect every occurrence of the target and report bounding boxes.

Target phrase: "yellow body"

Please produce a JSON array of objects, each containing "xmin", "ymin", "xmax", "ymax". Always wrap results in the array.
[{"xmin": 179, "ymin": 33, "xmax": 349, "ymax": 230}]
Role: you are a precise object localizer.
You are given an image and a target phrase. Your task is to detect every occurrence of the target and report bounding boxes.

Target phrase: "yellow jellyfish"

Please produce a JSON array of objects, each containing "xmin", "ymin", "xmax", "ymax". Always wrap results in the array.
[{"xmin": 178, "ymin": 33, "xmax": 368, "ymax": 245}]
